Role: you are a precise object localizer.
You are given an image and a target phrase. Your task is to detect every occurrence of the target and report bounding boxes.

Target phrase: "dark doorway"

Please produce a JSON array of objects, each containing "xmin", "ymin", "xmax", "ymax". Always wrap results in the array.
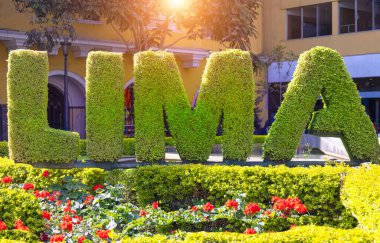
[{"xmin": 47, "ymin": 84, "xmax": 64, "ymax": 130}]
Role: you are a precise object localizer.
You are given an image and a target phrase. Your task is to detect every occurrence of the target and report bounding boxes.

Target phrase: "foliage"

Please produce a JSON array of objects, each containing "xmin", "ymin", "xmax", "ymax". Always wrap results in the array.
[
  {"xmin": 7, "ymin": 50, "xmax": 79, "ymax": 164},
  {"xmin": 0, "ymin": 189, "xmax": 43, "ymax": 234},
  {"xmin": 0, "ymin": 230, "xmax": 39, "ymax": 242},
  {"xmin": 86, "ymin": 51, "xmax": 125, "ymax": 162},
  {"xmin": 0, "ymin": 158, "xmax": 106, "ymax": 190},
  {"xmin": 0, "ymin": 143, "xmax": 8, "ymax": 158},
  {"xmin": 12, "ymin": 0, "xmax": 261, "ymax": 52},
  {"xmin": 342, "ymin": 165, "xmax": 380, "ymax": 232},
  {"xmin": 132, "ymin": 164, "xmax": 356, "ymax": 228},
  {"xmin": 263, "ymin": 46, "xmax": 380, "ymax": 162},
  {"xmin": 134, "ymin": 50, "xmax": 254, "ymax": 162}
]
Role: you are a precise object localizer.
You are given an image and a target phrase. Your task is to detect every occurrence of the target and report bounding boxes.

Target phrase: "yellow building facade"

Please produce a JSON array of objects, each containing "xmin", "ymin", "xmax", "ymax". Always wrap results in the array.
[{"xmin": 263, "ymin": 0, "xmax": 380, "ymax": 133}]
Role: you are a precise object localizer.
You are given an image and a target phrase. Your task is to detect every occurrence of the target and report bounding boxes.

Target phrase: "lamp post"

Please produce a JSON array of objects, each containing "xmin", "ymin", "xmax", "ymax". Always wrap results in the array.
[{"xmin": 60, "ymin": 37, "xmax": 71, "ymax": 131}]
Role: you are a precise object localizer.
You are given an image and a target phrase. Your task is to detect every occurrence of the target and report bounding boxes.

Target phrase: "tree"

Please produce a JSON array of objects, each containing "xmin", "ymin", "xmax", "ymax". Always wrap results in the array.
[{"xmin": 12, "ymin": 0, "xmax": 261, "ymax": 52}]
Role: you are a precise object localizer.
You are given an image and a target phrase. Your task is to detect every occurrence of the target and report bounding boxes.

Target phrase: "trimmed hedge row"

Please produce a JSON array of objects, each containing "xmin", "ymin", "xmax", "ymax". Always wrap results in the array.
[
  {"xmin": 134, "ymin": 50, "xmax": 254, "ymax": 162},
  {"xmin": 127, "ymin": 164, "xmax": 356, "ymax": 228},
  {"xmin": 121, "ymin": 226, "xmax": 374, "ymax": 242},
  {"xmin": 263, "ymin": 46, "xmax": 380, "ymax": 162},
  {"xmin": 0, "ymin": 231, "xmax": 39, "ymax": 243},
  {"xmin": 0, "ymin": 189, "xmax": 43, "ymax": 234},
  {"xmin": 86, "ymin": 51, "xmax": 125, "ymax": 162},
  {"xmin": 7, "ymin": 50, "xmax": 79, "ymax": 164}
]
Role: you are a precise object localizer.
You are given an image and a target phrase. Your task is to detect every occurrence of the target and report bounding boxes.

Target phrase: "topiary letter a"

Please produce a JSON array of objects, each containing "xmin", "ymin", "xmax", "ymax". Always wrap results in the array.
[
  {"xmin": 263, "ymin": 46, "xmax": 380, "ymax": 162},
  {"xmin": 7, "ymin": 50, "xmax": 79, "ymax": 163},
  {"xmin": 134, "ymin": 50, "xmax": 254, "ymax": 162}
]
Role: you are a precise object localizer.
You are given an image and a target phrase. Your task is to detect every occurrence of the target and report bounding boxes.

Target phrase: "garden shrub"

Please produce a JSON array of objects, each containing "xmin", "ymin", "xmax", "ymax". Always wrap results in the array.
[
  {"xmin": 132, "ymin": 164, "xmax": 356, "ymax": 228},
  {"xmin": 342, "ymin": 165, "xmax": 380, "ymax": 233},
  {"xmin": 0, "ymin": 158, "xmax": 106, "ymax": 190},
  {"xmin": 0, "ymin": 230, "xmax": 39, "ymax": 242},
  {"xmin": 182, "ymin": 226, "xmax": 374, "ymax": 242},
  {"xmin": 0, "ymin": 142, "xmax": 8, "ymax": 158},
  {"xmin": 263, "ymin": 46, "xmax": 380, "ymax": 162},
  {"xmin": 0, "ymin": 189, "xmax": 43, "ymax": 234},
  {"xmin": 7, "ymin": 50, "xmax": 79, "ymax": 163},
  {"xmin": 86, "ymin": 51, "xmax": 125, "ymax": 161},
  {"xmin": 134, "ymin": 50, "xmax": 254, "ymax": 162}
]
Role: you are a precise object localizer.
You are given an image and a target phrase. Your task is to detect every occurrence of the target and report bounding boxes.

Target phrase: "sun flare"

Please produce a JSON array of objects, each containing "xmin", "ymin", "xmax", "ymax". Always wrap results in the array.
[{"xmin": 167, "ymin": 0, "xmax": 186, "ymax": 10}]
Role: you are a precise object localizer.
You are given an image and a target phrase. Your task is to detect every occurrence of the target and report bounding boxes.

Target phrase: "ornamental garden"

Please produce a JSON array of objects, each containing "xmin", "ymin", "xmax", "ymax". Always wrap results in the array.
[{"xmin": 0, "ymin": 47, "xmax": 379, "ymax": 242}]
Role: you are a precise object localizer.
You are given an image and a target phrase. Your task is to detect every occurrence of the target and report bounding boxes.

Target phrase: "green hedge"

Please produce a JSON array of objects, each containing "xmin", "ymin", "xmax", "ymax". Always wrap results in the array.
[
  {"xmin": 7, "ymin": 50, "xmax": 79, "ymax": 163},
  {"xmin": 128, "ymin": 164, "xmax": 356, "ymax": 228},
  {"xmin": 0, "ymin": 189, "xmax": 43, "ymax": 234},
  {"xmin": 134, "ymin": 50, "xmax": 254, "ymax": 162},
  {"xmin": 0, "ymin": 158, "xmax": 106, "ymax": 190},
  {"xmin": 121, "ymin": 226, "xmax": 373, "ymax": 242},
  {"xmin": 263, "ymin": 46, "xmax": 380, "ymax": 162},
  {"xmin": 0, "ymin": 231, "xmax": 38, "ymax": 243},
  {"xmin": 86, "ymin": 51, "xmax": 125, "ymax": 161},
  {"xmin": 343, "ymin": 165, "xmax": 380, "ymax": 233}
]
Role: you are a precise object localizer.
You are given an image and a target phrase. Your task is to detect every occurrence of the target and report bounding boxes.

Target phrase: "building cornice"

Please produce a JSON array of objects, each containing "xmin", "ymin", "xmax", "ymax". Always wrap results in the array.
[{"xmin": 0, "ymin": 29, "xmax": 210, "ymax": 68}]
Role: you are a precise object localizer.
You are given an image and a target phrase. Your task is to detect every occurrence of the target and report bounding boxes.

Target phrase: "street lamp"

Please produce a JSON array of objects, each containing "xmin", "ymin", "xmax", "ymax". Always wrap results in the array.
[{"xmin": 60, "ymin": 37, "xmax": 71, "ymax": 131}]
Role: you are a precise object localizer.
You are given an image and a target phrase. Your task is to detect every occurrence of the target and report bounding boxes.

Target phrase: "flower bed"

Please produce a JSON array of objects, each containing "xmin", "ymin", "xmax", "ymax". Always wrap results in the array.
[{"xmin": 0, "ymin": 158, "xmax": 379, "ymax": 242}]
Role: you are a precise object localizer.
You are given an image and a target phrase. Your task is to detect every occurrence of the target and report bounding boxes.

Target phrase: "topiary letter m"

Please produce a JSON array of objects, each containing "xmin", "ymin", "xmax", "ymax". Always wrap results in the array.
[
  {"xmin": 263, "ymin": 47, "xmax": 380, "ymax": 162},
  {"xmin": 134, "ymin": 50, "xmax": 254, "ymax": 162}
]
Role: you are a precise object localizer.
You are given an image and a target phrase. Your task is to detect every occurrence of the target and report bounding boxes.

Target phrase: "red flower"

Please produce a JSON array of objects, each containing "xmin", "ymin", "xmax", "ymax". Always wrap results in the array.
[
  {"xmin": 290, "ymin": 224, "xmax": 297, "ymax": 229},
  {"xmin": 139, "ymin": 210, "xmax": 148, "ymax": 216},
  {"xmin": 271, "ymin": 196, "xmax": 281, "ymax": 203},
  {"xmin": 48, "ymin": 196, "xmax": 56, "ymax": 202},
  {"xmin": 56, "ymin": 200, "xmax": 62, "ymax": 206},
  {"xmin": 73, "ymin": 215, "xmax": 82, "ymax": 225},
  {"xmin": 152, "ymin": 201, "xmax": 159, "ymax": 209},
  {"xmin": 23, "ymin": 183, "xmax": 34, "ymax": 190},
  {"xmin": 84, "ymin": 195, "xmax": 94, "ymax": 205},
  {"xmin": 60, "ymin": 221, "xmax": 73, "ymax": 232},
  {"xmin": 264, "ymin": 210, "xmax": 272, "ymax": 216},
  {"xmin": 204, "ymin": 216, "xmax": 209, "ymax": 221},
  {"xmin": 191, "ymin": 206, "xmax": 199, "ymax": 212},
  {"xmin": 53, "ymin": 191, "xmax": 62, "ymax": 197},
  {"xmin": 202, "ymin": 202, "xmax": 214, "ymax": 212},
  {"xmin": 273, "ymin": 199, "xmax": 287, "ymax": 212},
  {"xmin": 78, "ymin": 236, "xmax": 86, "ymax": 243},
  {"xmin": 96, "ymin": 229, "xmax": 110, "ymax": 239},
  {"xmin": 225, "ymin": 199, "xmax": 238, "ymax": 210},
  {"xmin": 1, "ymin": 176, "xmax": 12, "ymax": 184},
  {"xmin": 243, "ymin": 228, "xmax": 257, "ymax": 235},
  {"xmin": 42, "ymin": 211, "xmax": 51, "ymax": 220},
  {"xmin": 50, "ymin": 234, "xmax": 65, "ymax": 242},
  {"xmin": 285, "ymin": 197, "xmax": 301, "ymax": 209},
  {"xmin": 0, "ymin": 221, "xmax": 7, "ymax": 230},
  {"xmin": 93, "ymin": 184, "xmax": 103, "ymax": 191},
  {"xmin": 294, "ymin": 203, "xmax": 308, "ymax": 214},
  {"xmin": 35, "ymin": 190, "xmax": 50, "ymax": 198},
  {"xmin": 42, "ymin": 170, "xmax": 49, "ymax": 178},
  {"xmin": 14, "ymin": 219, "xmax": 28, "ymax": 231},
  {"xmin": 62, "ymin": 215, "xmax": 72, "ymax": 223},
  {"xmin": 244, "ymin": 203, "xmax": 261, "ymax": 215}
]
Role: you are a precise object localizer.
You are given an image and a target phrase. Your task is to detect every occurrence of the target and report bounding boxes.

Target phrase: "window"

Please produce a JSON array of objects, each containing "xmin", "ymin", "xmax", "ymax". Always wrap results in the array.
[
  {"xmin": 340, "ymin": 0, "xmax": 380, "ymax": 33},
  {"xmin": 287, "ymin": 3, "xmax": 332, "ymax": 40}
]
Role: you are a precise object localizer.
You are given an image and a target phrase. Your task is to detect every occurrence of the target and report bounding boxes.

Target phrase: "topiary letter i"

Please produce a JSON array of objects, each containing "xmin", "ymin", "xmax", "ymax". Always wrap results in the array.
[
  {"xmin": 263, "ymin": 47, "xmax": 380, "ymax": 162},
  {"xmin": 134, "ymin": 50, "xmax": 254, "ymax": 162}
]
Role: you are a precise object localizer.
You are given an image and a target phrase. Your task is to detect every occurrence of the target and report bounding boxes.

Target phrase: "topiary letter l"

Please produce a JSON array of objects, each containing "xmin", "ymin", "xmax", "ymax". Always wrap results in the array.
[
  {"xmin": 134, "ymin": 50, "xmax": 254, "ymax": 162},
  {"xmin": 263, "ymin": 47, "xmax": 380, "ymax": 162}
]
